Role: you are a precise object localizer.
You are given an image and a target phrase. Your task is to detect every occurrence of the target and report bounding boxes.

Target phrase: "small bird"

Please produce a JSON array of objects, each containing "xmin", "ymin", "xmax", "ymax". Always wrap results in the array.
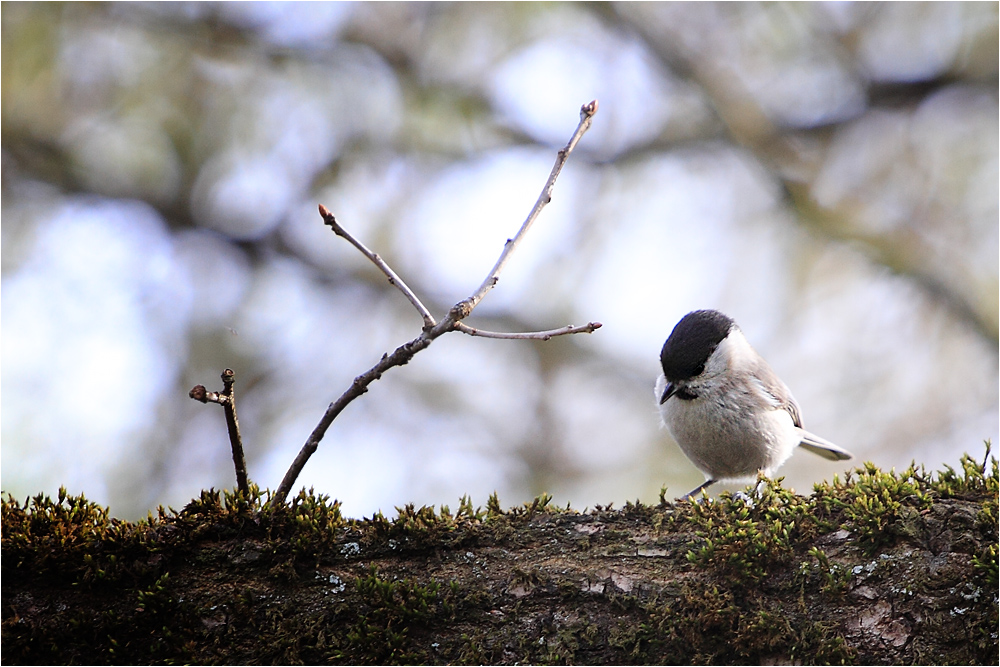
[{"xmin": 655, "ymin": 309, "xmax": 852, "ymax": 500}]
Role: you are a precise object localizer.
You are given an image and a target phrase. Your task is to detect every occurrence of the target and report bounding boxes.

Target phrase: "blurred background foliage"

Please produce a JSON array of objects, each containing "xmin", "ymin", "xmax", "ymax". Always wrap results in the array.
[{"xmin": 2, "ymin": 2, "xmax": 997, "ymax": 519}]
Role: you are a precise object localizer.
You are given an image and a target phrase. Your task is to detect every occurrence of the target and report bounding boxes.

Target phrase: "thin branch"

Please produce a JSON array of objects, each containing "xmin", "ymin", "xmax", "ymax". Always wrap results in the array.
[
  {"xmin": 455, "ymin": 100, "xmax": 599, "ymax": 318},
  {"xmin": 272, "ymin": 333, "xmax": 435, "ymax": 502},
  {"xmin": 454, "ymin": 321, "xmax": 602, "ymax": 340},
  {"xmin": 318, "ymin": 204, "xmax": 437, "ymax": 329},
  {"xmin": 269, "ymin": 100, "xmax": 600, "ymax": 507},
  {"xmin": 189, "ymin": 369, "xmax": 249, "ymax": 496}
]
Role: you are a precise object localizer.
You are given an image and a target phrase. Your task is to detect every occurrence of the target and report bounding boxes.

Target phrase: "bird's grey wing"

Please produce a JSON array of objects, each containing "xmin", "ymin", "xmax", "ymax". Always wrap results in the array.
[
  {"xmin": 749, "ymin": 358, "xmax": 853, "ymax": 461},
  {"xmin": 748, "ymin": 358, "xmax": 803, "ymax": 427}
]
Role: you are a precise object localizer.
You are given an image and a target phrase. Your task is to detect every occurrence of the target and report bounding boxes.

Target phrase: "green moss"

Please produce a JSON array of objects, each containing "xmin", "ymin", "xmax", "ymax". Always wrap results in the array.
[
  {"xmin": 929, "ymin": 442, "xmax": 998, "ymax": 497},
  {"xmin": 680, "ymin": 476, "xmax": 830, "ymax": 584},
  {"xmin": 676, "ymin": 443, "xmax": 997, "ymax": 583},
  {"xmin": 135, "ymin": 573, "xmax": 172, "ymax": 613},
  {"xmin": 610, "ymin": 584, "xmax": 860, "ymax": 665},
  {"xmin": 801, "ymin": 546, "xmax": 852, "ymax": 595},
  {"xmin": 812, "ymin": 443, "xmax": 997, "ymax": 553},
  {"xmin": 1, "ymin": 487, "xmax": 132, "ymax": 583},
  {"xmin": 813, "ymin": 463, "xmax": 933, "ymax": 549},
  {"xmin": 341, "ymin": 566, "xmax": 458, "ymax": 664},
  {"xmin": 972, "ymin": 542, "xmax": 998, "ymax": 590}
]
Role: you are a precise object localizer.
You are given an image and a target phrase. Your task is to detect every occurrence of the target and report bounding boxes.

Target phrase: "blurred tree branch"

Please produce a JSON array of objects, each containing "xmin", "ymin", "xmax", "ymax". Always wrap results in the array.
[
  {"xmin": 611, "ymin": 4, "xmax": 999, "ymax": 344},
  {"xmin": 3, "ymin": 2, "xmax": 995, "ymax": 518}
]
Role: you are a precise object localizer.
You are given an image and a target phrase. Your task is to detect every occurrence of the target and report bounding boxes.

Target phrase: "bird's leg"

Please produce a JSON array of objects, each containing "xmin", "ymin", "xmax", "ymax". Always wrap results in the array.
[{"xmin": 678, "ymin": 478, "xmax": 716, "ymax": 501}]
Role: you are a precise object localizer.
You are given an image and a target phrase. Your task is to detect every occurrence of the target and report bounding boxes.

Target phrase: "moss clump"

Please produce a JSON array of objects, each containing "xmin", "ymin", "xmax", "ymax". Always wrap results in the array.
[
  {"xmin": 342, "ymin": 566, "xmax": 460, "ymax": 664},
  {"xmin": 813, "ymin": 444, "xmax": 997, "ymax": 552},
  {"xmin": 680, "ymin": 478, "xmax": 827, "ymax": 584},
  {"xmin": 1, "ymin": 486, "xmax": 133, "ymax": 584},
  {"xmin": 608, "ymin": 573, "xmax": 858, "ymax": 665},
  {"xmin": 674, "ymin": 444, "xmax": 998, "ymax": 588}
]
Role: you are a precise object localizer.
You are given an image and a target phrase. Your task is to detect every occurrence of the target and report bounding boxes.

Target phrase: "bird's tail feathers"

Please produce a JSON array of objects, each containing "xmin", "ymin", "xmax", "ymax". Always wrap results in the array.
[{"xmin": 798, "ymin": 431, "xmax": 853, "ymax": 461}]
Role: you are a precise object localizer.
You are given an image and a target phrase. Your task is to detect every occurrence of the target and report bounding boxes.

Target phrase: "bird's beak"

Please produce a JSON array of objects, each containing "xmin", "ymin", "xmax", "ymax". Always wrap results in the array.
[{"xmin": 659, "ymin": 382, "xmax": 676, "ymax": 404}]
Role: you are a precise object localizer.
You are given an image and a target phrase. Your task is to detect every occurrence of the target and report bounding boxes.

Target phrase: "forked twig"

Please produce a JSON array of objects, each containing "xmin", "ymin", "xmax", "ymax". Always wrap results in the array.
[
  {"xmin": 189, "ymin": 369, "xmax": 249, "ymax": 496},
  {"xmin": 269, "ymin": 100, "xmax": 599, "ymax": 506}
]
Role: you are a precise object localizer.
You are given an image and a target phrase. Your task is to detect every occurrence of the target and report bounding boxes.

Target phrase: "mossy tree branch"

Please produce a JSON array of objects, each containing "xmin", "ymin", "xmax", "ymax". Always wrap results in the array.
[{"xmin": 3, "ymin": 449, "xmax": 996, "ymax": 665}]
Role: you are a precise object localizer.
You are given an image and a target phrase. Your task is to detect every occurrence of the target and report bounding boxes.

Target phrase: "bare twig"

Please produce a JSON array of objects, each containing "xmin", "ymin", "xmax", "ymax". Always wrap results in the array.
[
  {"xmin": 268, "ymin": 100, "xmax": 600, "ymax": 507},
  {"xmin": 319, "ymin": 205, "xmax": 437, "ymax": 329},
  {"xmin": 189, "ymin": 369, "xmax": 249, "ymax": 496},
  {"xmin": 454, "ymin": 99, "xmax": 599, "ymax": 318},
  {"xmin": 454, "ymin": 321, "xmax": 602, "ymax": 340}
]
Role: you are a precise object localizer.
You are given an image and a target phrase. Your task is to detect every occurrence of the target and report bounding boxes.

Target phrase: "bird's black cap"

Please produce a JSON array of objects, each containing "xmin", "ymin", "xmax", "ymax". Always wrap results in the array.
[{"xmin": 659, "ymin": 310, "xmax": 735, "ymax": 381}]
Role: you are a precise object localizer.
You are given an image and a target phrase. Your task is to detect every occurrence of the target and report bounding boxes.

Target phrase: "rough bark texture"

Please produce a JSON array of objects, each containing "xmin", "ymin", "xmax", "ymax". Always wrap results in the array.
[{"xmin": 3, "ymin": 453, "xmax": 997, "ymax": 665}]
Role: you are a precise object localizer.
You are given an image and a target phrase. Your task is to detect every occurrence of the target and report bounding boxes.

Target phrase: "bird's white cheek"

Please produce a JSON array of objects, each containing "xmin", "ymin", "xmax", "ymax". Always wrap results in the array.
[{"xmin": 654, "ymin": 374, "xmax": 667, "ymax": 406}]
